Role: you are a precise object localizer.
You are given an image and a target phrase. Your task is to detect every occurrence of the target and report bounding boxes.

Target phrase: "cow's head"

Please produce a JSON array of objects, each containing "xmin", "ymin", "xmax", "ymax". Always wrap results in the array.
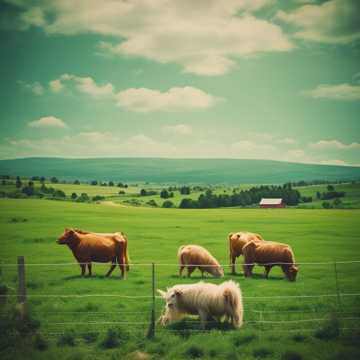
[
  {"xmin": 210, "ymin": 265, "xmax": 224, "ymax": 278},
  {"xmin": 57, "ymin": 228, "xmax": 78, "ymax": 245},
  {"xmin": 157, "ymin": 287, "xmax": 183, "ymax": 326},
  {"xmin": 286, "ymin": 265, "xmax": 299, "ymax": 282}
]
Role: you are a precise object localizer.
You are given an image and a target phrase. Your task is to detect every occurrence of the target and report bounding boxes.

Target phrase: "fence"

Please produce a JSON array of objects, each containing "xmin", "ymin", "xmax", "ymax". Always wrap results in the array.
[{"xmin": 1, "ymin": 257, "xmax": 360, "ymax": 339}]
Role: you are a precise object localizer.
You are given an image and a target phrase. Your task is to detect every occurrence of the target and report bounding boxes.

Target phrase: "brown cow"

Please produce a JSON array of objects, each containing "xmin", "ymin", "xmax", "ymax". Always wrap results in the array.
[
  {"xmin": 228, "ymin": 232, "xmax": 264, "ymax": 274},
  {"xmin": 74, "ymin": 228, "xmax": 130, "ymax": 271},
  {"xmin": 178, "ymin": 245, "xmax": 224, "ymax": 278},
  {"xmin": 242, "ymin": 240, "xmax": 298, "ymax": 281},
  {"xmin": 57, "ymin": 228, "xmax": 128, "ymax": 278}
]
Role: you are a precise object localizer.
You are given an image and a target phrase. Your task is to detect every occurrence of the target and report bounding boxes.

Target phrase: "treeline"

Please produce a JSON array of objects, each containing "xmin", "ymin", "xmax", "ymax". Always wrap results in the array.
[
  {"xmin": 316, "ymin": 185, "xmax": 346, "ymax": 201},
  {"xmin": 291, "ymin": 179, "xmax": 357, "ymax": 187},
  {"xmin": 179, "ymin": 184, "xmax": 301, "ymax": 209}
]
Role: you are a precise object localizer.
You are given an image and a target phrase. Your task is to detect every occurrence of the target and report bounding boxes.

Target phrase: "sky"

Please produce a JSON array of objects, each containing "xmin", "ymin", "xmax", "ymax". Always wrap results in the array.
[{"xmin": 0, "ymin": 0, "xmax": 359, "ymax": 166}]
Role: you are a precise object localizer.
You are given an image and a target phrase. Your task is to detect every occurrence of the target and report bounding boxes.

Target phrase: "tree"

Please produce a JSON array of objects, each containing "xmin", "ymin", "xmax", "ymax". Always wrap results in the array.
[
  {"xmin": 162, "ymin": 200, "xmax": 174, "ymax": 208},
  {"xmin": 109, "ymin": 181, "xmax": 114, "ymax": 186},
  {"xmin": 77, "ymin": 193, "xmax": 90, "ymax": 202},
  {"xmin": 119, "ymin": 190, "xmax": 125, "ymax": 195},
  {"xmin": 50, "ymin": 177, "xmax": 59, "ymax": 184},
  {"xmin": 160, "ymin": 189, "xmax": 170, "ymax": 199},
  {"xmin": 333, "ymin": 198, "xmax": 342, "ymax": 208},
  {"xmin": 73, "ymin": 180, "xmax": 80, "ymax": 185},
  {"xmin": 140, "ymin": 189, "xmax": 147, "ymax": 196},
  {"xmin": 327, "ymin": 185, "xmax": 335, "ymax": 191},
  {"xmin": 180, "ymin": 186, "xmax": 191, "ymax": 195},
  {"xmin": 71, "ymin": 192, "xmax": 78, "ymax": 200},
  {"xmin": 15, "ymin": 176, "xmax": 22, "ymax": 189},
  {"xmin": 53, "ymin": 189, "xmax": 66, "ymax": 198},
  {"xmin": 322, "ymin": 201, "xmax": 332, "ymax": 209},
  {"xmin": 316, "ymin": 191, "xmax": 321, "ymax": 200},
  {"xmin": 147, "ymin": 199, "xmax": 158, "ymax": 207},
  {"xmin": 90, "ymin": 180, "xmax": 98, "ymax": 186}
]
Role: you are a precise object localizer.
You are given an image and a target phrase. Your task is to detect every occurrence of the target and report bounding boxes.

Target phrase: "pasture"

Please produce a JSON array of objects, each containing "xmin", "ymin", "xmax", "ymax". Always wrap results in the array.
[{"xmin": 1, "ymin": 198, "xmax": 360, "ymax": 359}]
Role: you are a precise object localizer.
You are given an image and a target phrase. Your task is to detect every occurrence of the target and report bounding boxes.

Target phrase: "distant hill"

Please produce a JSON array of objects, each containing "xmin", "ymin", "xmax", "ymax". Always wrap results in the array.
[{"xmin": 0, "ymin": 157, "xmax": 359, "ymax": 184}]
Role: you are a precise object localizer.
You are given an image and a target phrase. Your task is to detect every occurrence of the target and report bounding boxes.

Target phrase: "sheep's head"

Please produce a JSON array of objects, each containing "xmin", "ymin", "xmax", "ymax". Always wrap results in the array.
[{"xmin": 157, "ymin": 288, "xmax": 183, "ymax": 326}]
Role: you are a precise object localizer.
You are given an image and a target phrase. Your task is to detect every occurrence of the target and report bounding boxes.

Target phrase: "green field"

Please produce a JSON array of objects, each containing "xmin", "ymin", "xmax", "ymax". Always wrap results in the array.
[{"xmin": 1, "ymin": 198, "xmax": 360, "ymax": 359}]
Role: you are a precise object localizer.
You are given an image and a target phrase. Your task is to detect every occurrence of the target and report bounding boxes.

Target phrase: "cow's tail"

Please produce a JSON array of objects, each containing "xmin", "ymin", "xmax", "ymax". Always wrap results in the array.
[
  {"xmin": 177, "ymin": 246, "xmax": 186, "ymax": 262},
  {"xmin": 228, "ymin": 233, "xmax": 234, "ymax": 267},
  {"xmin": 122, "ymin": 233, "xmax": 130, "ymax": 272}
]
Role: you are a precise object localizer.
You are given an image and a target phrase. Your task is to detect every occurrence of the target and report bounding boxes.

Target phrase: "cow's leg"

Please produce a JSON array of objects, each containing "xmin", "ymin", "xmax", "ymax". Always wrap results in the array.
[
  {"xmin": 281, "ymin": 265, "xmax": 289, "ymax": 279},
  {"xmin": 187, "ymin": 266, "xmax": 195, "ymax": 277},
  {"xmin": 80, "ymin": 263, "xmax": 86, "ymax": 277},
  {"xmin": 117, "ymin": 256, "xmax": 125, "ymax": 278},
  {"xmin": 264, "ymin": 265, "xmax": 272, "ymax": 279},
  {"xmin": 231, "ymin": 255, "xmax": 237, "ymax": 275},
  {"xmin": 179, "ymin": 265, "xmax": 185, "ymax": 278},
  {"xmin": 106, "ymin": 258, "xmax": 117, "ymax": 277},
  {"xmin": 87, "ymin": 263, "xmax": 92, "ymax": 277},
  {"xmin": 243, "ymin": 264, "xmax": 254, "ymax": 278}
]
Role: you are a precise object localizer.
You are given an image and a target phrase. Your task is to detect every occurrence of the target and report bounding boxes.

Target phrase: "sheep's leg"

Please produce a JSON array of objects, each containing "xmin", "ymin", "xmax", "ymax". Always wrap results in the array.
[{"xmin": 198, "ymin": 310, "xmax": 208, "ymax": 329}]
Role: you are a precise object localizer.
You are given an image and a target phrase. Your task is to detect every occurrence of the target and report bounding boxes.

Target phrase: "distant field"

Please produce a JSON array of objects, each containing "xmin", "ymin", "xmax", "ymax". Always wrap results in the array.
[{"xmin": 1, "ymin": 198, "xmax": 360, "ymax": 359}]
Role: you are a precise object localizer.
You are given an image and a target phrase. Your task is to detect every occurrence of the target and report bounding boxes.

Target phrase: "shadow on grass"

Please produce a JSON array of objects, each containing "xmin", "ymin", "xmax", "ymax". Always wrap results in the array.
[
  {"xmin": 163, "ymin": 317, "xmax": 235, "ymax": 337},
  {"xmin": 169, "ymin": 273, "xmax": 284, "ymax": 281},
  {"xmin": 63, "ymin": 274, "xmax": 125, "ymax": 281}
]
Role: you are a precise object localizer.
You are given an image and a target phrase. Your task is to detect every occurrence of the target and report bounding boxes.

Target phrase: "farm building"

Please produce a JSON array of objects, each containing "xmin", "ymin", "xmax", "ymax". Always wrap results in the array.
[{"xmin": 259, "ymin": 198, "xmax": 285, "ymax": 208}]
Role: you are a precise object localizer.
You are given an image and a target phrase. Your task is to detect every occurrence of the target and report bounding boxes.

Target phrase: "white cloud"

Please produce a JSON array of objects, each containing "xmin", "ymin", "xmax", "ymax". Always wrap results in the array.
[
  {"xmin": 277, "ymin": 137, "xmax": 297, "ymax": 145},
  {"xmin": 28, "ymin": 116, "xmax": 67, "ymax": 129},
  {"xmin": 10, "ymin": 0, "xmax": 292, "ymax": 76},
  {"xmin": 49, "ymin": 79, "xmax": 63, "ymax": 93},
  {"xmin": 115, "ymin": 86, "xmax": 221, "ymax": 112},
  {"xmin": 18, "ymin": 80, "xmax": 44, "ymax": 95},
  {"xmin": 50, "ymin": 74, "xmax": 114, "ymax": 98},
  {"xmin": 320, "ymin": 159, "xmax": 348, "ymax": 166},
  {"xmin": 162, "ymin": 124, "xmax": 193, "ymax": 135},
  {"xmin": 309, "ymin": 140, "xmax": 360, "ymax": 150},
  {"xmin": 276, "ymin": 0, "xmax": 360, "ymax": 44},
  {"xmin": 304, "ymin": 83, "xmax": 360, "ymax": 101}
]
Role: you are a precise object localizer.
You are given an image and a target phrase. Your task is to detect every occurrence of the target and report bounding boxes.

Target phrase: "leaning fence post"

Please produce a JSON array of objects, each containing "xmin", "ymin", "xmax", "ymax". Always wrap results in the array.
[
  {"xmin": 147, "ymin": 262, "xmax": 156, "ymax": 339},
  {"xmin": 17, "ymin": 256, "xmax": 27, "ymax": 319},
  {"xmin": 333, "ymin": 261, "xmax": 341, "ymax": 309}
]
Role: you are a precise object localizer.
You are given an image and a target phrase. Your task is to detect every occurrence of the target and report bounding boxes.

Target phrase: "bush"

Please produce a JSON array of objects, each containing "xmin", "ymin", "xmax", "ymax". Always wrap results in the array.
[
  {"xmin": 281, "ymin": 350, "xmax": 303, "ymax": 360},
  {"xmin": 322, "ymin": 201, "xmax": 332, "ymax": 209},
  {"xmin": 184, "ymin": 345, "xmax": 204, "ymax": 358},
  {"xmin": 33, "ymin": 334, "xmax": 48, "ymax": 351},
  {"xmin": 119, "ymin": 190, "xmax": 125, "ymax": 195},
  {"xmin": 58, "ymin": 329, "xmax": 76, "ymax": 346},
  {"xmin": 162, "ymin": 200, "xmax": 174, "ymax": 208},
  {"xmin": 71, "ymin": 192, "xmax": 78, "ymax": 200},
  {"xmin": 253, "ymin": 347, "xmax": 273, "ymax": 358},
  {"xmin": 314, "ymin": 316, "xmax": 340, "ymax": 340},
  {"xmin": 101, "ymin": 328, "xmax": 128, "ymax": 349},
  {"xmin": 92, "ymin": 195, "xmax": 105, "ymax": 201},
  {"xmin": 146, "ymin": 199, "xmax": 158, "ymax": 207},
  {"xmin": 81, "ymin": 331, "xmax": 98, "ymax": 343}
]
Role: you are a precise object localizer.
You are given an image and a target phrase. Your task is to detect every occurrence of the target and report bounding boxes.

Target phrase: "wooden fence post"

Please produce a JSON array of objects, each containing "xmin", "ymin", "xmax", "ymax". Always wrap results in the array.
[
  {"xmin": 333, "ymin": 261, "xmax": 341, "ymax": 309},
  {"xmin": 17, "ymin": 256, "xmax": 27, "ymax": 318},
  {"xmin": 147, "ymin": 263, "xmax": 156, "ymax": 339}
]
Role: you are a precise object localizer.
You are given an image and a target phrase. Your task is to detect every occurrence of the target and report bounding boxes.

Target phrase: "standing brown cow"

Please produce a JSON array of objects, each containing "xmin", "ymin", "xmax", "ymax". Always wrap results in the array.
[
  {"xmin": 228, "ymin": 232, "xmax": 264, "ymax": 274},
  {"xmin": 74, "ymin": 228, "xmax": 130, "ymax": 271},
  {"xmin": 57, "ymin": 228, "xmax": 129, "ymax": 278},
  {"xmin": 242, "ymin": 240, "xmax": 298, "ymax": 281}
]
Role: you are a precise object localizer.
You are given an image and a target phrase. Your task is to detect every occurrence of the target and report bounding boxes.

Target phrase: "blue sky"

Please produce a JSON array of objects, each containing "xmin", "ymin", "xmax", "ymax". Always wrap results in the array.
[{"xmin": 0, "ymin": 0, "xmax": 359, "ymax": 166}]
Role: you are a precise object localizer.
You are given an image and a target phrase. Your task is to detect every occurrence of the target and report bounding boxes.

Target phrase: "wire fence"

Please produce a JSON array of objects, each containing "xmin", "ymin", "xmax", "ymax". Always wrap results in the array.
[{"xmin": 1, "ymin": 258, "xmax": 360, "ymax": 339}]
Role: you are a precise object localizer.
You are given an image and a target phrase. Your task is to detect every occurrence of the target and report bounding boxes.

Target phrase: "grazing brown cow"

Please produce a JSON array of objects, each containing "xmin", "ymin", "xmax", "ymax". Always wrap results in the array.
[
  {"xmin": 228, "ymin": 232, "xmax": 264, "ymax": 274},
  {"xmin": 57, "ymin": 228, "xmax": 128, "ymax": 278},
  {"xmin": 242, "ymin": 241, "xmax": 298, "ymax": 281},
  {"xmin": 74, "ymin": 228, "xmax": 130, "ymax": 271},
  {"xmin": 178, "ymin": 245, "xmax": 224, "ymax": 278}
]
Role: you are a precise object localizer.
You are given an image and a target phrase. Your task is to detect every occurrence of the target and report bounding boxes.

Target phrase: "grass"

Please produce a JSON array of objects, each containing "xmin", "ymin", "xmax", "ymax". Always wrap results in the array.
[{"xmin": 0, "ymin": 198, "xmax": 360, "ymax": 359}]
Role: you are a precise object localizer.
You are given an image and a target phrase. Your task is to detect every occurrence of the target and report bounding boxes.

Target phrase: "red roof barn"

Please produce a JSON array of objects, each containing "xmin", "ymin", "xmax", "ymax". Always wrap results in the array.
[{"xmin": 259, "ymin": 198, "xmax": 285, "ymax": 208}]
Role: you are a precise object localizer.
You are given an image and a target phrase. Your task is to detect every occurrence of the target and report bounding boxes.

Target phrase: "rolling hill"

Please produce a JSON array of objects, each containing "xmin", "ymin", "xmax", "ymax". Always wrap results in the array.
[{"xmin": 0, "ymin": 157, "xmax": 359, "ymax": 184}]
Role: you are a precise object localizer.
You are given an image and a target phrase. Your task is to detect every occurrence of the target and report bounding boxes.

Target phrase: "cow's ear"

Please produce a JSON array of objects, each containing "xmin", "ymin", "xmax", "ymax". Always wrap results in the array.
[
  {"xmin": 157, "ymin": 289, "xmax": 166, "ymax": 298},
  {"xmin": 174, "ymin": 289, "xmax": 182, "ymax": 297}
]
